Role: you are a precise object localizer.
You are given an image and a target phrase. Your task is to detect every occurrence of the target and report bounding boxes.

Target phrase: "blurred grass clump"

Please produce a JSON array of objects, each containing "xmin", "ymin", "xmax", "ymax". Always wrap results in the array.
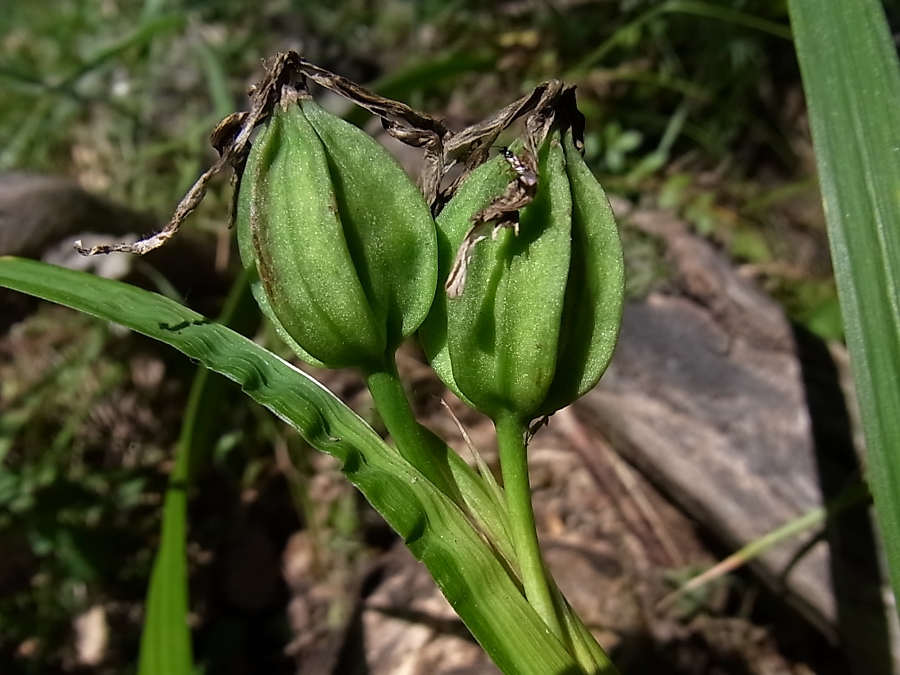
[
  {"xmin": 0, "ymin": 0, "xmax": 863, "ymax": 671},
  {"xmin": 1, "ymin": 0, "xmax": 846, "ymax": 335}
]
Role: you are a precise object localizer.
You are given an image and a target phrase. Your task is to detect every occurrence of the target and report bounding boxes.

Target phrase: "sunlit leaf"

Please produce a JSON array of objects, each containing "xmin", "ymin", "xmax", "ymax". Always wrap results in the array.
[
  {"xmin": 0, "ymin": 256, "xmax": 597, "ymax": 675},
  {"xmin": 788, "ymin": 0, "xmax": 900, "ymax": 613}
]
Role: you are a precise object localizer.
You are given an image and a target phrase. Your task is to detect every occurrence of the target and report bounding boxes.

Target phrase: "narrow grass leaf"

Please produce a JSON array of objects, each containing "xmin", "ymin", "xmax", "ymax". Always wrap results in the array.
[
  {"xmin": 138, "ymin": 478, "xmax": 190, "ymax": 675},
  {"xmin": 574, "ymin": 0, "xmax": 791, "ymax": 74},
  {"xmin": 787, "ymin": 0, "xmax": 900, "ymax": 608}
]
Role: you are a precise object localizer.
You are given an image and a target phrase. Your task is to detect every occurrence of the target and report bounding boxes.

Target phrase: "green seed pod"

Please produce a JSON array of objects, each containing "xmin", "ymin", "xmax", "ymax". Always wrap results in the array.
[
  {"xmin": 537, "ymin": 131, "xmax": 624, "ymax": 416},
  {"xmin": 419, "ymin": 130, "xmax": 624, "ymax": 422},
  {"xmin": 236, "ymin": 91, "xmax": 438, "ymax": 372},
  {"xmin": 418, "ymin": 153, "xmax": 515, "ymax": 408}
]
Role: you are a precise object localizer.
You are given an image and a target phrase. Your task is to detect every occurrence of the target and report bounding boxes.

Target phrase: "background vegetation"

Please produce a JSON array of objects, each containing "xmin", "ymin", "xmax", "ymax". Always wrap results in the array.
[{"xmin": 2, "ymin": 0, "xmax": 896, "ymax": 672}]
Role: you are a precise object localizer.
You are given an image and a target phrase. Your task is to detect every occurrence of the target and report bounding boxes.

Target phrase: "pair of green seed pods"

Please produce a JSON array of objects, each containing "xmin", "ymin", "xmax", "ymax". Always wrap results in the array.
[{"xmin": 237, "ymin": 88, "xmax": 624, "ymax": 426}]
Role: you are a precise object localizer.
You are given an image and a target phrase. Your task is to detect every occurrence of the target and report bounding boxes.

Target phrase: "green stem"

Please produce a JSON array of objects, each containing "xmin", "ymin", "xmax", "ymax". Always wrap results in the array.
[
  {"xmin": 365, "ymin": 361, "xmax": 456, "ymax": 499},
  {"xmin": 495, "ymin": 411, "xmax": 563, "ymax": 639}
]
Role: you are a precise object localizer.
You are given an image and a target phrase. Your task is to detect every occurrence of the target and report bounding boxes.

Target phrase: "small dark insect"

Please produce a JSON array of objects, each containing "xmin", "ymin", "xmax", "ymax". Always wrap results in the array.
[
  {"xmin": 525, "ymin": 415, "xmax": 551, "ymax": 443},
  {"xmin": 501, "ymin": 147, "xmax": 538, "ymax": 187}
]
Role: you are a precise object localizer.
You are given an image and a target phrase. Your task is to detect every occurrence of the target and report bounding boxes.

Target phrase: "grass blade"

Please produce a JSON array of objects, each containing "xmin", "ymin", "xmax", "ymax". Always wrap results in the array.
[
  {"xmin": 787, "ymin": 0, "xmax": 900, "ymax": 608},
  {"xmin": 574, "ymin": 0, "xmax": 791, "ymax": 74},
  {"xmin": 138, "ymin": 473, "xmax": 190, "ymax": 675}
]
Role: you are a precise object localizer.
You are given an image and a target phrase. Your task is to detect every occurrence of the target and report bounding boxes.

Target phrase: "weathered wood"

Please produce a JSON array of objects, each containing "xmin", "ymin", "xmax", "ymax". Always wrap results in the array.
[
  {"xmin": 0, "ymin": 173, "xmax": 154, "ymax": 259},
  {"xmin": 574, "ymin": 200, "xmax": 896, "ymax": 670},
  {"xmin": 0, "ymin": 172, "xmax": 227, "ymax": 323}
]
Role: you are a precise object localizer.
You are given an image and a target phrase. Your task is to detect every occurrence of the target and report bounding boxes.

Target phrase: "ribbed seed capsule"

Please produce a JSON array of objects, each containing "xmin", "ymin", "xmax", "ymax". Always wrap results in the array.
[
  {"xmin": 419, "ymin": 130, "xmax": 624, "ymax": 423},
  {"xmin": 450, "ymin": 139, "xmax": 572, "ymax": 420},
  {"xmin": 236, "ymin": 91, "xmax": 438, "ymax": 372},
  {"xmin": 537, "ymin": 131, "xmax": 624, "ymax": 416},
  {"xmin": 418, "ymin": 153, "xmax": 514, "ymax": 408}
]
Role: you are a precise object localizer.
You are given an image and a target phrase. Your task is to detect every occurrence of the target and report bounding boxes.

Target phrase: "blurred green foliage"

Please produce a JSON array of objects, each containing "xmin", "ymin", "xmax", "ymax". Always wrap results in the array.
[
  {"xmin": 0, "ymin": 311, "xmax": 169, "ymax": 672},
  {"xmin": 0, "ymin": 0, "xmax": 841, "ymax": 334}
]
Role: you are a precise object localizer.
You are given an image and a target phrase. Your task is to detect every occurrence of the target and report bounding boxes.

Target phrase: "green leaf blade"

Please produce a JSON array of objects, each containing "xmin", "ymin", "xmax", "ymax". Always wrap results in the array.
[
  {"xmin": 0, "ymin": 257, "xmax": 596, "ymax": 675},
  {"xmin": 787, "ymin": 0, "xmax": 900, "ymax": 607},
  {"xmin": 139, "ymin": 487, "xmax": 191, "ymax": 675}
]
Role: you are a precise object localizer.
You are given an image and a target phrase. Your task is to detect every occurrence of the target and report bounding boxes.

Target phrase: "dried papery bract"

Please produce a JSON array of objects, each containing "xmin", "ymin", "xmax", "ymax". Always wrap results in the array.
[{"xmin": 75, "ymin": 51, "xmax": 581, "ymax": 259}]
